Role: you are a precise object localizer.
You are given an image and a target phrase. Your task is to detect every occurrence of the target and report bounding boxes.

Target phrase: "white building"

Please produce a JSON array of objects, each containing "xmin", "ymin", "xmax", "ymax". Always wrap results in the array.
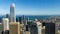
[
  {"xmin": 36, "ymin": 21, "xmax": 42, "ymax": 34},
  {"xmin": 10, "ymin": 3, "xmax": 16, "ymax": 22},
  {"xmin": 2, "ymin": 18, "xmax": 9, "ymax": 31},
  {"xmin": 55, "ymin": 22, "xmax": 60, "ymax": 34},
  {"xmin": 30, "ymin": 20, "xmax": 42, "ymax": 34}
]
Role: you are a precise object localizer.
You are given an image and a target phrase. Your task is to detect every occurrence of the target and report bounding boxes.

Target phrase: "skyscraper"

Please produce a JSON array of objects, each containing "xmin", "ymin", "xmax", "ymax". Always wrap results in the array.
[
  {"xmin": 2, "ymin": 18, "xmax": 9, "ymax": 31},
  {"xmin": 30, "ymin": 21, "xmax": 42, "ymax": 34},
  {"xmin": 2, "ymin": 18, "xmax": 9, "ymax": 34},
  {"xmin": 6, "ymin": 14, "xmax": 9, "ymax": 18},
  {"xmin": 55, "ymin": 22, "xmax": 60, "ymax": 34},
  {"xmin": 9, "ymin": 22, "xmax": 20, "ymax": 34},
  {"xmin": 10, "ymin": 3, "xmax": 16, "ymax": 22},
  {"xmin": 45, "ymin": 23, "xmax": 55, "ymax": 34},
  {"xmin": 9, "ymin": 3, "xmax": 20, "ymax": 34}
]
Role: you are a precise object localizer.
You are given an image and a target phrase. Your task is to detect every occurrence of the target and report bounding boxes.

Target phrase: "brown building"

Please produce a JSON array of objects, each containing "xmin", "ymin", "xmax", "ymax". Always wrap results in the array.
[{"xmin": 9, "ymin": 22, "xmax": 20, "ymax": 34}]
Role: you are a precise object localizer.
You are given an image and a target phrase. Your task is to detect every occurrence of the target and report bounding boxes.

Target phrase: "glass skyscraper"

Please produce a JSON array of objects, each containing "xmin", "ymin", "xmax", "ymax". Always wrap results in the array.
[{"xmin": 10, "ymin": 3, "xmax": 16, "ymax": 22}]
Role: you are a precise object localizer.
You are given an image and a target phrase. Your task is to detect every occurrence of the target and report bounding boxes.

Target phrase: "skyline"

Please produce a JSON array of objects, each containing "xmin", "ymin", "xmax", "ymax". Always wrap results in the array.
[{"xmin": 0, "ymin": 0, "xmax": 60, "ymax": 15}]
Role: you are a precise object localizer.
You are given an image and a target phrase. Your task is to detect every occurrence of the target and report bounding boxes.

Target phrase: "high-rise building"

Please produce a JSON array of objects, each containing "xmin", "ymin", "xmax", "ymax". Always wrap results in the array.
[
  {"xmin": 21, "ymin": 15, "xmax": 25, "ymax": 24},
  {"xmin": 2, "ymin": 18, "xmax": 9, "ymax": 31},
  {"xmin": 45, "ymin": 23, "xmax": 55, "ymax": 34},
  {"xmin": 0, "ymin": 23, "xmax": 3, "ymax": 34},
  {"xmin": 55, "ymin": 22, "xmax": 60, "ymax": 34},
  {"xmin": 36, "ymin": 21, "xmax": 42, "ymax": 34},
  {"xmin": 16, "ymin": 17, "xmax": 19, "ymax": 22},
  {"xmin": 10, "ymin": 3, "xmax": 16, "ymax": 22},
  {"xmin": 6, "ymin": 14, "xmax": 9, "ymax": 18},
  {"xmin": 9, "ymin": 22, "xmax": 20, "ymax": 34},
  {"xmin": 30, "ymin": 21, "xmax": 42, "ymax": 34},
  {"xmin": 19, "ymin": 17, "xmax": 21, "ymax": 24},
  {"xmin": 0, "ymin": 17, "xmax": 2, "ymax": 22},
  {"xmin": 2, "ymin": 18, "xmax": 9, "ymax": 34}
]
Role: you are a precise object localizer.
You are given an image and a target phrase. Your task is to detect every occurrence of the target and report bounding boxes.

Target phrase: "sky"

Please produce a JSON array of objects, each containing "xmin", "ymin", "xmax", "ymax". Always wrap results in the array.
[{"xmin": 0, "ymin": 0, "xmax": 60, "ymax": 15}]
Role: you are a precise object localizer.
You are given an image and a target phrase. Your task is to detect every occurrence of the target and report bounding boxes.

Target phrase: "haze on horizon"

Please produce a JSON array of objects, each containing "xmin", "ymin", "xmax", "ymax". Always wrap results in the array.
[{"xmin": 0, "ymin": 0, "xmax": 60, "ymax": 15}]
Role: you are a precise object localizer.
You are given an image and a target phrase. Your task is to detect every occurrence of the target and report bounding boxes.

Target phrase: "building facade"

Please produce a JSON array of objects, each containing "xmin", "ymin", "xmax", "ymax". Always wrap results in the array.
[
  {"xmin": 9, "ymin": 22, "xmax": 20, "ymax": 34},
  {"xmin": 45, "ymin": 23, "xmax": 55, "ymax": 34},
  {"xmin": 30, "ymin": 21, "xmax": 42, "ymax": 34},
  {"xmin": 2, "ymin": 18, "xmax": 9, "ymax": 31}
]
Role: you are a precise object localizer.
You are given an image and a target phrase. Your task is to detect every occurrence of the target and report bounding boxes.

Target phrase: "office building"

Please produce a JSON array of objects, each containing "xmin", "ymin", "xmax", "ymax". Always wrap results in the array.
[
  {"xmin": 45, "ymin": 23, "xmax": 55, "ymax": 34},
  {"xmin": 30, "ymin": 21, "xmax": 42, "ymax": 34},
  {"xmin": 16, "ymin": 16, "xmax": 21, "ymax": 23},
  {"xmin": 21, "ymin": 15, "xmax": 25, "ymax": 24},
  {"xmin": 10, "ymin": 3, "xmax": 16, "ymax": 22},
  {"xmin": 16, "ymin": 17, "xmax": 19, "ymax": 22},
  {"xmin": 55, "ymin": 22, "xmax": 60, "ymax": 34},
  {"xmin": 0, "ymin": 17, "xmax": 2, "ymax": 22},
  {"xmin": 25, "ymin": 20, "xmax": 29, "ymax": 31},
  {"xmin": 6, "ymin": 14, "xmax": 9, "ymax": 18},
  {"xmin": 9, "ymin": 22, "xmax": 20, "ymax": 34},
  {"xmin": 2, "ymin": 18, "xmax": 9, "ymax": 31},
  {"xmin": 0, "ymin": 23, "xmax": 3, "ymax": 34},
  {"xmin": 36, "ymin": 21, "xmax": 42, "ymax": 34},
  {"xmin": 19, "ymin": 17, "xmax": 21, "ymax": 24}
]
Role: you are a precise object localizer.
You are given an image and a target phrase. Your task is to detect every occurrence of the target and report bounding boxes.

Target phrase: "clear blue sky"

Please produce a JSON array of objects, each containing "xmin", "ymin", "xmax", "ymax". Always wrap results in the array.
[{"xmin": 0, "ymin": 0, "xmax": 60, "ymax": 15}]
